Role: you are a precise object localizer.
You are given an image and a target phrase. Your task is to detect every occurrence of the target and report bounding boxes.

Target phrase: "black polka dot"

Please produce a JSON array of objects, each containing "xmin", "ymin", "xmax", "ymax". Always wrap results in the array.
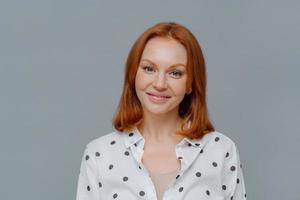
[
  {"xmin": 138, "ymin": 165, "xmax": 142, "ymax": 169},
  {"xmin": 179, "ymin": 187, "xmax": 184, "ymax": 192},
  {"xmin": 95, "ymin": 152, "xmax": 100, "ymax": 157},
  {"xmin": 85, "ymin": 155, "xmax": 89, "ymax": 160},
  {"xmin": 129, "ymin": 132, "xmax": 134, "ymax": 137},
  {"xmin": 215, "ymin": 137, "xmax": 220, "ymax": 142},
  {"xmin": 206, "ymin": 190, "xmax": 210, "ymax": 195},
  {"xmin": 240, "ymin": 163, "xmax": 242, "ymax": 168},
  {"xmin": 134, "ymin": 143, "xmax": 137, "ymax": 147},
  {"xmin": 178, "ymin": 156, "xmax": 183, "ymax": 160},
  {"xmin": 195, "ymin": 172, "xmax": 201, "ymax": 177},
  {"xmin": 226, "ymin": 152, "xmax": 229, "ymax": 157},
  {"xmin": 110, "ymin": 140, "xmax": 116, "ymax": 145},
  {"xmin": 98, "ymin": 182, "xmax": 102, "ymax": 188},
  {"xmin": 139, "ymin": 191, "xmax": 145, "ymax": 196},
  {"xmin": 222, "ymin": 185, "xmax": 226, "ymax": 190},
  {"xmin": 230, "ymin": 196, "xmax": 233, "ymax": 200},
  {"xmin": 245, "ymin": 193, "xmax": 247, "ymax": 198},
  {"xmin": 237, "ymin": 178, "xmax": 240, "ymax": 184},
  {"xmin": 212, "ymin": 162, "xmax": 218, "ymax": 167},
  {"xmin": 230, "ymin": 166, "xmax": 236, "ymax": 171},
  {"xmin": 124, "ymin": 151, "xmax": 130, "ymax": 156},
  {"xmin": 176, "ymin": 174, "xmax": 180, "ymax": 179},
  {"xmin": 109, "ymin": 164, "xmax": 114, "ymax": 170},
  {"xmin": 113, "ymin": 193, "xmax": 118, "ymax": 198},
  {"xmin": 87, "ymin": 185, "xmax": 90, "ymax": 191},
  {"xmin": 195, "ymin": 143, "xmax": 200, "ymax": 146},
  {"xmin": 123, "ymin": 176, "xmax": 128, "ymax": 182},
  {"xmin": 188, "ymin": 143, "xmax": 192, "ymax": 147},
  {"xmin": 200, "ymin": 149, "xmax": 204, "ymax": 154}
]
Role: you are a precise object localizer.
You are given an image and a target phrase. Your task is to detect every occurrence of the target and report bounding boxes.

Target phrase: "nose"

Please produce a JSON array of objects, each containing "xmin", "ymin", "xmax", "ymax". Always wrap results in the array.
[{"xmin": 153, "ymin": 73, "xmax": 168, "ymax": 90}]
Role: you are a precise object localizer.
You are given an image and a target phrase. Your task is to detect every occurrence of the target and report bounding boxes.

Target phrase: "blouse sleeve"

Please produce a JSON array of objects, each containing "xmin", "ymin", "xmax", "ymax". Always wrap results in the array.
[
  {"xmin": 222, "ymin": 142, "xmax": 247, "ymax": 200},
  {"xmin": 76, "ymin": 145, "xmax": 101, "ymax": 200}
]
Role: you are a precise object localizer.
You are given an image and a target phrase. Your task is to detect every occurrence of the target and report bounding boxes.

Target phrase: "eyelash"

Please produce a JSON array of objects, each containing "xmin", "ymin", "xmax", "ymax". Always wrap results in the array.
[{"xmin": 141, "ymin": 66, "xmax": 184, "ymax": 78}]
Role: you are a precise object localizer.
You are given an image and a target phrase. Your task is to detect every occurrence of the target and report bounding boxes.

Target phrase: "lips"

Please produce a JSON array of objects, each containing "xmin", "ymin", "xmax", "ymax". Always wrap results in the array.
[{"xmin": 146, "ymin": 92, "xmax": 171, "ymax": 98}]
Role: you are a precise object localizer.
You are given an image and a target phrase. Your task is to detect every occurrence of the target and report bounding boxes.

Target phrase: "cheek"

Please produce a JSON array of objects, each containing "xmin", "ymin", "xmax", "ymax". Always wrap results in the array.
[
  {"xmin": 135, "ymin": 70, "xmax": 142, "ymax": 88},
  {"xmin": 170, "ymin": 79, "xmax": 187, "ymax": 94},
  {"xmin": 135, "ymin": 70, "xmax": 151, "ymax": 90}
]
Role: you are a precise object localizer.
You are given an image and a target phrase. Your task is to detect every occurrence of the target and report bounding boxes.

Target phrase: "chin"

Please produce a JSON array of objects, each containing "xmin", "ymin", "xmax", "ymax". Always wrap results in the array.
[{"xmin": 144, "ymin": 105, "xmax": 177, "ymax": 116}]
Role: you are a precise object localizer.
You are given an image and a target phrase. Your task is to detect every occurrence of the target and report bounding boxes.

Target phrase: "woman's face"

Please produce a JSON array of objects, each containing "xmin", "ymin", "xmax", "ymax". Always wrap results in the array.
[{"xmin": 135, "ymin": 37, "xmax": 188, "ymax": 117}]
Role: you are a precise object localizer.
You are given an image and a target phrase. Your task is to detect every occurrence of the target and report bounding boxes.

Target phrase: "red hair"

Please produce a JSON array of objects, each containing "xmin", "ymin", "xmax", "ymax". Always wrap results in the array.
[{"xmin": 112, "ymin": 22, "xmax": 214, "ymax": 139}]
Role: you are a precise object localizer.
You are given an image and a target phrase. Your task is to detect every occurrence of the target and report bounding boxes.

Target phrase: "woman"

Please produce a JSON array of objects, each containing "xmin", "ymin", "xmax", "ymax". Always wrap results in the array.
[{"xmin": 76, "ymin": 22, "xmax": 246, "ymax": 200}]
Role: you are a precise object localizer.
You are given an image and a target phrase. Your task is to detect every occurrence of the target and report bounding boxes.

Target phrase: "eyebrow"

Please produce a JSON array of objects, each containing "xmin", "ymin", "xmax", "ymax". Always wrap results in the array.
[{"xmin": 140, "ymin": 58, "xmax": 186, "ymax": 68}]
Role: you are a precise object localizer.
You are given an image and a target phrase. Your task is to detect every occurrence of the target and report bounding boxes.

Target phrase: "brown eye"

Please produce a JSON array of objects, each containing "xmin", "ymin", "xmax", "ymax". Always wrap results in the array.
[
  {"xmin": 170, "ymin": 70, "xmax": 183, "ymax": 78},
  {"xmin": 142, "ymin": 66, "xmax": 155, "ymax": 73}
]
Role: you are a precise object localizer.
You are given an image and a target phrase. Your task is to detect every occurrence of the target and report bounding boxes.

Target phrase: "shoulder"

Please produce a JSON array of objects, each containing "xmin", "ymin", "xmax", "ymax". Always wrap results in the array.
[
  {"xmin": 84, "ymin": 130, "xmax": 125, "ymax": 152},
  {"xmin": 211, "ymin": 130, "xmax": 237, "ymax": 146},
  {"xmin": 201, "ymin": 130, "xmax": 239, "ymax": 154}
]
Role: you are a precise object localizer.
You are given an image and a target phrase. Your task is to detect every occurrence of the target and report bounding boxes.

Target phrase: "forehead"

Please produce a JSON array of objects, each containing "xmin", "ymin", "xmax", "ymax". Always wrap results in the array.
[{"xmin": 140, "ymin": 37, "xmax": 187, "ymax": 65}]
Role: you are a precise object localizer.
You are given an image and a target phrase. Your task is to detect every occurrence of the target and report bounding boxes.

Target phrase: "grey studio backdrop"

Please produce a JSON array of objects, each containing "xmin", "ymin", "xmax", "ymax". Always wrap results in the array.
[{"xmin": 0, "ymin": 0, "xmax": 299, "ymax": 199}]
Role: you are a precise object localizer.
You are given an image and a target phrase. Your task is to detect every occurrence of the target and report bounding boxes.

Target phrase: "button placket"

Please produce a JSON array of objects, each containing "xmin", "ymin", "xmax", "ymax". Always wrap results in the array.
[
  {"xmin": 136, "ymin": 139, "xmax": 157, "ymax": 200},
  {"xmin": 144, "ymin": 172, "xmax": 158, "ymax": 200},
  {"xmin": 130, "ymin": 147, "xmax": 156, "ymax": 200}
]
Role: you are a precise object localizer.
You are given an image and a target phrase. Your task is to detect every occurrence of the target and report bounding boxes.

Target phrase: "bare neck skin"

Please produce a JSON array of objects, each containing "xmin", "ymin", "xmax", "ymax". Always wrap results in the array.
[{"xmin": 137, "ymin": 109, "xmax": 184, "ymax": 144}]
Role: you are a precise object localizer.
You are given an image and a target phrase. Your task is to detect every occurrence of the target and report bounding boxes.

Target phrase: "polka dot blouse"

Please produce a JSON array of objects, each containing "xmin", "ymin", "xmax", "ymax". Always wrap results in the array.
[{"xmin": 76, "ymin": 126, "xmax": 247, "ymax": 200}]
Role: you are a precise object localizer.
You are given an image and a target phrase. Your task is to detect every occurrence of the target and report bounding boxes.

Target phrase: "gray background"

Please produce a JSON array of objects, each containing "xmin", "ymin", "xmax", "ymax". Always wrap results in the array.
[{"xmin": 1, "ymin": 0, "xmax": 299, "ymax": 199}]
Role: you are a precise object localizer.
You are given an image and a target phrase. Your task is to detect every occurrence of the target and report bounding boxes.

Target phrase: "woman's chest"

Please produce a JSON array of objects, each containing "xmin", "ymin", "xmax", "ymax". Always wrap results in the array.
[{"xmin": 141, "ymin": 145, "xmax": 181, "ymax": 174}]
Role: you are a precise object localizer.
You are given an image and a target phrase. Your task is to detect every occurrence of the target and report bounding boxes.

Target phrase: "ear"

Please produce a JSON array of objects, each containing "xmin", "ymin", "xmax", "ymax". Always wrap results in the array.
[{"xmin": 186, "ymin": 89, "xmax": 192, "ymax": 95}]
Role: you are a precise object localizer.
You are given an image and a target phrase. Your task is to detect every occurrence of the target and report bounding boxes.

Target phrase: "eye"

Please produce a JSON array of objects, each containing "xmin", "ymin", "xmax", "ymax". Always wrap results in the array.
[
  {"xmin": 170, "ymin": 70, "xmax": 183, "ymax": 78},
  {"xmin": 142, "ymin": 66, "xmax": 155, "ymax": 73}
]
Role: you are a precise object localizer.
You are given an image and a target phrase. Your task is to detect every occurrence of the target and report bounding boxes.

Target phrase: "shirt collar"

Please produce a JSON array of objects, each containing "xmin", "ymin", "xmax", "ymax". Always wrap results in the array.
[
  {"xmin": 122, "ymin": 126, "xmax": 202, "ymax": 148},
  {"xmin": 122, "ymin": 126, "xmax": 144, "ymax": 148},
  {"xmin": 183, "ymin": 137, "xmax": 202, "ymax": 147}
]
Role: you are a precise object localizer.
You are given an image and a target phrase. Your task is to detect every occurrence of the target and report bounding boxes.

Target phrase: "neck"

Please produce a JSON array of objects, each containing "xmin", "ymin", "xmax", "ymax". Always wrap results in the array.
[{"xmin": 137, "ymin": 110, "xmax": 184, "ymax": 143}]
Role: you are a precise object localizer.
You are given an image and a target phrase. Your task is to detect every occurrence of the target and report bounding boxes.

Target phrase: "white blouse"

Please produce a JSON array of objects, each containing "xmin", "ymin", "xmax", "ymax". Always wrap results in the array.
[{"xmin": 76, "ymin": 126, "xmax": 247, "ymax": 200}]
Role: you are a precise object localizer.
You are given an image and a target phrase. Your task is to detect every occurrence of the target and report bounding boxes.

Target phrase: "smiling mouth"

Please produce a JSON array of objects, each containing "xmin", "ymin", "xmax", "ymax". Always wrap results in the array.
[{"xmin": 146, "ymin": 92, "xmax": 171, "ymax": 99}]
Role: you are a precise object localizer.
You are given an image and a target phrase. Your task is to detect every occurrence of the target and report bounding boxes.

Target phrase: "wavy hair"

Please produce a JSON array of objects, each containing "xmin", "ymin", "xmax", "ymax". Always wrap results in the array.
[{"xmin": 112, "ymin": 22, "xmax": 214, "ymax": 139}]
